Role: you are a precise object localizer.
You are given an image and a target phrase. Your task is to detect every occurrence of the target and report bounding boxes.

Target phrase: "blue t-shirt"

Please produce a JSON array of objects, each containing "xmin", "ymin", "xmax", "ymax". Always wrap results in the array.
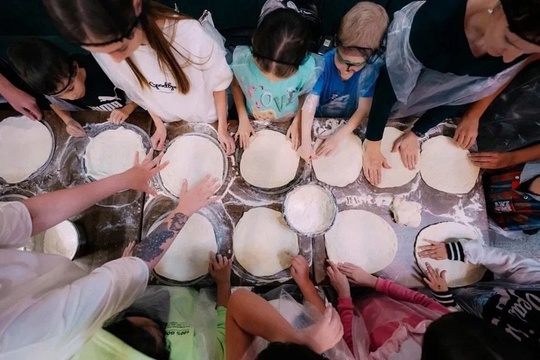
[
  {"xmin": 231, "ymin": 46, "xmax": 323, "ymax": 121},
  {"xmin": 311, "ymin": 49, "xmax": 382, "ymax": 118}
]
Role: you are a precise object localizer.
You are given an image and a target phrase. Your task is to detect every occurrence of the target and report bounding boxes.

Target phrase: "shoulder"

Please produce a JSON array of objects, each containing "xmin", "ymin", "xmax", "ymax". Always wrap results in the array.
[
  {"xmin": 165, "ymin": 19, "xmax": 215, "ymax": 55},
  {"xmin": 232, "ymin": 46, "xmax": 253, "ymax": 65}
]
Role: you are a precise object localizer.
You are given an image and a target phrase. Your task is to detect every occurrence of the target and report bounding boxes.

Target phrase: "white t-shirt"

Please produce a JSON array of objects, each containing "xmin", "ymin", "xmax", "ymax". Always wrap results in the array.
[
  {"xmin": 94, "ymin": 19, "xmax": 233, "ymax": 123},
  {"xmin": 0, "ymin": 202, "xmax": 149, "ymax": 360}
]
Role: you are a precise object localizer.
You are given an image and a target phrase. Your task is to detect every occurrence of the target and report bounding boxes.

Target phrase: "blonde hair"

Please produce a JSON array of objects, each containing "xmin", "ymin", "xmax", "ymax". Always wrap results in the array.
[{"xmin": 338, "ymin": 2, "xmax": 388, "ymax": 49}]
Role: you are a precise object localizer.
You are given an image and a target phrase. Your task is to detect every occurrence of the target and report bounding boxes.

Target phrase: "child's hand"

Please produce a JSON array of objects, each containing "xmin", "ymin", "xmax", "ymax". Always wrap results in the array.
[
  {"xmin": 423, "ymin": 262, "xmax": 449, "ymax": 292},
  {"xmin": 315, "ymin": 134, "xmax": 341, "ymax": 157},
  {"xmin": 235, "ymin": 119, "xmax": 256, "ymax": 149},
  {"xmin": 66, "ymin": 119, "xmax": 86, "ymax": 137},
  {"xmin": 286, "ymin": 119, "xmax": 301, "ymax": 150},
  {"xmin": 209, "ymin": 252, "xmax": 232, "ymax": 285},
  {"xmin": 151, "ymin": 125, "xmax": 167, "ymax": 151},
  {"xmin": 326, "ymin": 260, "xmax": 351, "ymax": 298},
  {"xmin": 298, "ymin": 143, "xmax": 316, "ymax": 161},
  {"xmin": 218, "ymin": 128, "xmax": 235, "ymax": 155},
  {"xmin": 337, "ymin": 262, "xmax": 378, "ymax": 288},
  {"xmin": 108, "ymin": 108, "xmax": 129, "ymax": 124},
  {"xmin": 290, "ymin": 255, "xmax": 311, "ymax": 288},
  {"xmin": 418, "ymin": 240, "xmax": 448, "ymax": 260}
]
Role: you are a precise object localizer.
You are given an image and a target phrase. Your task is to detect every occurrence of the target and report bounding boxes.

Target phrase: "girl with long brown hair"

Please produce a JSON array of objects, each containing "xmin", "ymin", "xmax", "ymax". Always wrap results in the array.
[{"xmin": 44, "ymin": 0, "xmax": 235, "ymax": 153}]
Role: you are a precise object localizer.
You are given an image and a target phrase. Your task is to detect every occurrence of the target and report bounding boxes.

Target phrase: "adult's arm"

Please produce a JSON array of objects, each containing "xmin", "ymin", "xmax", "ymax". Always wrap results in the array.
[
  {"xmin": 365, "ymin": 67, "xmax": 396, "ymax": 142},
  {"xmin": 225, "ymin": 289, "xmax": 343, "ymax": 360},
  {"xmin": 22, "ymin": 151, "xmax": 164, "ymax": 236},
  {"xmin": 133, "ymin": 175, "xmax": 220, "ymax": 271},
  {"xmin": 0, "ymin": 73, "xmax": 42, "ymax": 120}
]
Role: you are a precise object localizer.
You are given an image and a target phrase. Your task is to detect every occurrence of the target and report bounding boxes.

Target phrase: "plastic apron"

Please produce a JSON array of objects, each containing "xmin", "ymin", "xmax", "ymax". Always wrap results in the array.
[{"xmin": 386, "ymin": 1, "xmax": 524, "ymax": 118}]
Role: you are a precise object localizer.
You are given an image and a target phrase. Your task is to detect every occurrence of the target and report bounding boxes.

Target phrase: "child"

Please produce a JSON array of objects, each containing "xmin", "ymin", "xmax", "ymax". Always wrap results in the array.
[
  {"xmin": 8, "ymin": 38, "xmax": 137, "ymax": 137},
  {"xmin": 230, "ymin": 8, "xmax": 322, "ymax": 150},
  {"xmin": 43, "ymin": 1, "xmax": 234, "ymax": 153},
  {"xmin": 298, "ymin": 2, "xmax": 388, "ymax": 160}
]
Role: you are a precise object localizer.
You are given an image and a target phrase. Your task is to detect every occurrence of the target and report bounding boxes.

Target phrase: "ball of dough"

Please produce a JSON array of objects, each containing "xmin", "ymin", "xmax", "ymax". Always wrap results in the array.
[{"xmin": 390, "ymin": 197, "xmax": 422, "ymax": 227}]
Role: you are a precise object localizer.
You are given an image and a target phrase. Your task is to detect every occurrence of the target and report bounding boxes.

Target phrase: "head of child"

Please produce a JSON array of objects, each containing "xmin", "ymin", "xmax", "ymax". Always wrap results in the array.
[
  {"xmin": 257, "ymin": 342, "xmax": 326, "ymax": 359},
  {"xmin": 104, "ymin": 314, "xmax": 169, "ymax": 360},
  {"xmin": 334, "ymin": 2, "xmax": 388, "ymax": 80},
  {"xmin": 252, "ymin": 8, "xmax": 310, "ymax": 82},
  {"xmin": 8, "ymin": 38, "xmax": 87, "ymax": 100},
  {"xmin": 422, "ymin": 312, "xmax": 536, "ymax": 360}
]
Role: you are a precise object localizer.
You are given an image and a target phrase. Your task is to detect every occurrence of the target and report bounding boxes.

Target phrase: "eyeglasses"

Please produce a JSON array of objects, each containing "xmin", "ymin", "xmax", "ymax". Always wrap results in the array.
[
  {"xmin": 48, "ymin": 61, "xmax": 78, "ymax": 96},
  {"xmin": 335, "ymin": 48, "xmax": 366, "ymax": 71},
  {"xmin": 78, "ymin": 16, "xmax": 140, "ymax": 47},
  {"xmin": 334, "ymin": 35, "xmax": 385, "ymax": 64}
]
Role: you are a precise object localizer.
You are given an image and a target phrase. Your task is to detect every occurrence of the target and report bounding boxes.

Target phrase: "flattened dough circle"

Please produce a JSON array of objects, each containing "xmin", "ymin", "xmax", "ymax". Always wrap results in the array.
[
  {"xmin": 84, "ymin": 127, "xmax": 146, "ymax": 180},
  {"xmin": 312, "ymin": 133, "xmax": 363, "ymax": 187},
  {"xmin": 325, "ymin": 210, "xmax": 398, "ymax": 273},
  {"xmin": 420, "ymin": 136, "xmax": 479, "ymax": 194},
  {"xmin": 0, "ymin": 116, "xmax": 53, "ymax": 183},
  {"xmin": 375, "ymin": 127, "xmax": 419, "ymax": 188},
  {"xmin": 153, "ymin": 213, "xmax": 217, "ymax": 282},
  {"xmin": 233, "ymin": 207, "xmax": 299, "ymax": 277},
  {"xmin": 240, "ymin": 130, "xmax": 300, "ymax": 188},
  {"xmin": 415, "ymin": 222, "xmax": 486, "ymax": 287},
  {"xmin": 160, "ymin": 135, "xmax": 225, "ymax": 197}
]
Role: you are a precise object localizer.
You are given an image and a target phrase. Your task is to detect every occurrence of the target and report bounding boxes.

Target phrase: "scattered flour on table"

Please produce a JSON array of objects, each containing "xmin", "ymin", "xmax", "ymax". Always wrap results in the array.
[{"xmin": 390, "ymin": 197, "xmax": 422, "ymax": 227}]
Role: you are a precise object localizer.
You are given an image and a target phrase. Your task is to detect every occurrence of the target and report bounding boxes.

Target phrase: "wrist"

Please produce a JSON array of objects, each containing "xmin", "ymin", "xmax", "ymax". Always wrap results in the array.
[
  {"xmin": 369, "ymin": 275, "xmax": 378, "ymax": 288},
  {"xmin": 364, "ymin": 139, "xmax": 381, "ymax": 151},
  {"xmin": 338, "ymin": 289, "xmax": 351, "ymax": 298},
  {"xmin": 410, "ymin": 128, "xmax": 423, "ymax": 138}
]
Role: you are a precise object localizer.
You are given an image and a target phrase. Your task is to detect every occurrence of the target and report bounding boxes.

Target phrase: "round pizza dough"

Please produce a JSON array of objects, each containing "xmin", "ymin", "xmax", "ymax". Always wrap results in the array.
[
  {"xmin": 233, "ymin": 207, "xmax": 299, "ymax": 277},
  {"xmin": 240, "ymin": 130, "xmax": 300, "ymax": 188},
  {"xmin": 325, "ymin": 210, "xmax": 398, "ymax": 273},
  {"xmin": 153, "ymin": 213, "xmax": 218, "ymax": 282},
  {"xmin": 160, "ymin": 135, "xmax": 224, "ymax": 197},
  {"xmin": 312, "ymin": 133, "xmax": 363, "ymax": 187},
  {"xmin": 415, "ymin": 222, "xmax": 486, "ymax": 287},
  {"xmin": 84, "ymin": 127, "xmax": 146, "ymax": 180},
  {"xmin": 42, "ymin": 220, "xmax": 79, "ymax": 259},
  {"xmin": 284, "ymin": 184, "xmax": 336, "ymax": 234},
  {"xmin": 420, "ymin": 136, "xmax": 479, "ymax": 194},
  {"xmin": 0, "ymin": 116, "xmax": 53, "ymax": 183},
  {"xmin": 375, "ymin": 127, "xmax": 419, "ymax": 188}
]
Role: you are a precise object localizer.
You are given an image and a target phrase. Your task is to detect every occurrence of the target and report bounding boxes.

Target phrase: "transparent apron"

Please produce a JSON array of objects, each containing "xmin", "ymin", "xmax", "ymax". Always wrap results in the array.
[{"xmin": 386, "ymin": 1, "xmax": 524, "ymax": 118}]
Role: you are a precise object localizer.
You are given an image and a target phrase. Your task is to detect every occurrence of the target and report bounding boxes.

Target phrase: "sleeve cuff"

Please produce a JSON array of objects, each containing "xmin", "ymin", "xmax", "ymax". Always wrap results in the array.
[
  {"xmin": 445, "ymin": 241, "xmax": 465, "ymax": 261},
  {"xmin": 432, "ymin": 290, "xmax": 457, "ymax": 307}
]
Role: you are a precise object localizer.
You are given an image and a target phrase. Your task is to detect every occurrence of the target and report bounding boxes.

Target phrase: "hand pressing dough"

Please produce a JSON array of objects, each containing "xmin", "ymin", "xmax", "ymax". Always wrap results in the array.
[
  {"xmin": 390, "ymin": 197, "xmax": 422, "ymax": 227},
  {"xmin": 233, "ymin": 207, "xmax": 299, "ymax": 277},
  {"xmin": 240, "ymin": 130, "xmax": 300, "ymax": 188},
  {"xmin": 312, "ymin": 133, "xmax": 363, "ymax": 187},
  {"xmin": 84, "ymin": 127, "xmax": 146, "ymax": 180},
  {"xmin": 420, "ymin": 136, "xmax": 479, "ymax": 194},
  {"xmin": 152, "ymin": 213, "xmax": 218, "ymax": 282},
  {"xmin": 160, "ymin": 135, "xmax": 224, "ymax": 197},
  {"xmin": 0, "ymin": 116, "xmax": 53, "ymax": 183},
  {"xmin": 415, "ymin": 221, "xmax": 486, "ymax": 287},
  {"xmin": 284, "ymin": 184, "xmax": 336, "ymax": 234},
  {"xmin": 374, "ymin": 127, "xmax": 419, "ymax": 188},
  {"xmin": 325, "ymin": 210, "xmax": 398, "ymax": 273}
]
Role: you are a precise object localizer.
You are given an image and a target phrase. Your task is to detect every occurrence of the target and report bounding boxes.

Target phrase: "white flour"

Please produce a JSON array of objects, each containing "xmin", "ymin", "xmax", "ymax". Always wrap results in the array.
[
  {"xmin": 42, "ymin": 220, "xmax": 79, "ymax": 259},
  {"xmin": 285, "ymin": 184, "xmax": 336, "ymax": 234}
]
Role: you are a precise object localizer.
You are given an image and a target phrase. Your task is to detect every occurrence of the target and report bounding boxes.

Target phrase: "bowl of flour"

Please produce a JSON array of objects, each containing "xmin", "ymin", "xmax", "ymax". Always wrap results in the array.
[
  {"xmin": 283, "ymin": 184, "xmax": 337, "ymax": 236},
  {"xmin": 33, "ymin": 220, "xmax": 83, "ymax": 260}
]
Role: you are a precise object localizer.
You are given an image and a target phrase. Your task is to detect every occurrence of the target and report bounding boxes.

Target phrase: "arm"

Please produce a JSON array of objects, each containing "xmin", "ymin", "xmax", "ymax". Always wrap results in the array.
[
  {"xmin": 50, "ymin": 104, "xmax": 85, "ymax": 137},
  {"xmin": 232, "ymin": 76, "xmax": 255, "ymax": 149},
  {"xmin": 214, "ymin": 89, "xmax": 235, "ymax": 155},
  {"xmin": 0, "ymin": 73, "xmax": 42, "ymax": 120},
  {"xmin": 290, "ymin": 255, "xmax": 326, "ymax": 314},
  {"xmin": 149, "ymin": 112, "xmax": 167, "ymax": 151},
  {"xmin": 285, "ymin": 94, "xmax": 305, "ymax": 150},
  {"xmin": 375, "ymin": 278, "xmax": 449, "ymax": 312},
  {"xmin": 469, "ymin": 143, "xmax": 540, "ymax": 169},
  {"xmin": 225, "ymin": 289, "xmax": 343, "ymax": 360},
  {"xmin": 215, "ymin": 306, "xmax": 227, "ymax": 360},
  {"xmin": 133, "ymin": 175, "xmax": 220, "ymax": 270},
  {"xmin": 299, "ymin": 94, "xmax": 319, "ymax": 160},
  {"xmin": 108, "ymin": 101, "xmax": 138, "ymax": 124},
  {"xmin": 315, "ymin": 97, "xmax": 371, "ymax": 157},
  {"xmin": 22, "ymin": 151, "xmax": 163, "ymax": 236},
  {"xmin": 337, "ymin": 297, "xmax": 355, "ymax": 353}
]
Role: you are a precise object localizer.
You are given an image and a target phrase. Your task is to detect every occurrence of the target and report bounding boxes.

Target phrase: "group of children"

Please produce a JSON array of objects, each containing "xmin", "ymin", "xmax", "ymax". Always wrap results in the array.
[{"xmin": 2, "ymin": 0, "xmax": 540, "ymax": 358}]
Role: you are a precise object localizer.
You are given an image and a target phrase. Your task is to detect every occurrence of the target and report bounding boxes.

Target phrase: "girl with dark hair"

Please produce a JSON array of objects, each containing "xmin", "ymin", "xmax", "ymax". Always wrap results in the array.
[
  {"xmin": 362, "ymin": 0, "xmax": 540, "ymax": 186},
  {"xmin": 43, "ymin": 0, "xmax": 234, "ymax": 153},
  {"xmin": 231, "ymin": 8, "xmax": 322, "ymax": 150}
]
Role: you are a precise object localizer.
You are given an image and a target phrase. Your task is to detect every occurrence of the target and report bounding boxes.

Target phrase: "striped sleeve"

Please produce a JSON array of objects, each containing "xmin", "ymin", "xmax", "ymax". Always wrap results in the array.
[
  {"xmin": 432, "ymin": 290, "xmax": 457, "ymax": 307},
  {"xmin": 445, "ymin": 241, "xmax": 465, "ymax": 261}
]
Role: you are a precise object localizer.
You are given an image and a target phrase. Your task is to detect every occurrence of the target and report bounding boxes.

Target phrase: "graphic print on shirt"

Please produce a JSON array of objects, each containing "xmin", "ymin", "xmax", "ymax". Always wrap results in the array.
[
  {"xmin": 248, "ymin": 84, "xmax": 301, "ymax": 121},
  {"xmin": 85, "ymin": 88, "xmax": 125, "ymax": 111},
  {"xmin": 484, "ymin": 288, "xmax": 540, "ymax": 350},
  {"xmin": 318, "ymin": 94, "xmax": 351, "ymax": 118}
]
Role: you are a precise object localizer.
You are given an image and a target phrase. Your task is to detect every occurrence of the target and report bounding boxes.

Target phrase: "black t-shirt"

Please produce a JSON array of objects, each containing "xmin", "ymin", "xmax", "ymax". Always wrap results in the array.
[
  {"xmin": 65, "ymin": 55, "xmax": 127, "ymax": 111},
  {"xmin": 366, "ymin": 0, "xmax": 527, "ymax": 141}
]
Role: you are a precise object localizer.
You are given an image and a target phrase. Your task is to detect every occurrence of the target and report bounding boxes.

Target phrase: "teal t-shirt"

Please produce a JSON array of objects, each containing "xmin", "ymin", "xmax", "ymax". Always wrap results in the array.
[{"xmin": 231, "ymin": 46, "xmax": 323, "ymax": 121}]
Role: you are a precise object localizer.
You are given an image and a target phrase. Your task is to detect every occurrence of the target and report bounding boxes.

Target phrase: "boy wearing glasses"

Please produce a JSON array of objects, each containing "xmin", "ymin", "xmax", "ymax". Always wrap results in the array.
[
  {"xmin": 299, "ymin": 2, "xmax": 388, "ymax": 160},
  {"xmin": 8, "ymin": 38, "xmax": 137, "ymax": 137}
]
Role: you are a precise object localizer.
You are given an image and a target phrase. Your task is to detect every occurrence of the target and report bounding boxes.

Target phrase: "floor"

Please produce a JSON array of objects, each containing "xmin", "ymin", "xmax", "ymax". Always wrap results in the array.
[{"xmin": 489, "ymin": 220, "xmax": 540, "ymax": 262}]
